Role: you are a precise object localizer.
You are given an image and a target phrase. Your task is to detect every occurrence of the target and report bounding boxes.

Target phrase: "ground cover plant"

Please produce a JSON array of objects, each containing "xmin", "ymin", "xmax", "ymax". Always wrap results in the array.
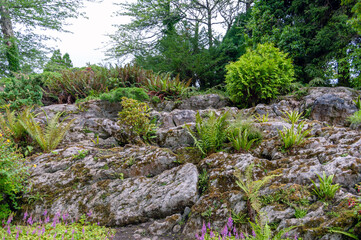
[
  {"xmin": 0, "ymin": 131, "xmax": 28, "ymax": 219},
  {"xmin": 0, "ymin": 210, "xmax": 115, "ymax": 239},
  {"xmin": 100, "ymin": 87, "xmax": 149, "ymax": 102}
]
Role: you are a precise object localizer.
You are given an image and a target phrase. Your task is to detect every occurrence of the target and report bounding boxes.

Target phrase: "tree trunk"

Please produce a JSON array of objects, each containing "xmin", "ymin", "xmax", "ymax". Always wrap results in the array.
[
  {"xmin": 207, "ymin": 8, "xmax": 213, "ymax": 47},
  {"xmin": 0, "ymin": 3, "xmax": 20, "ymax": 73}
]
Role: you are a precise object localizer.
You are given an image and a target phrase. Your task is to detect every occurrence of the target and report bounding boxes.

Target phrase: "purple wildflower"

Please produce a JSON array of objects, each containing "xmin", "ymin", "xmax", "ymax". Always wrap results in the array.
[
  {"xmin": 202, "ymin": 222, "xmax": 207, "ymax": 236},
  {"xmin": 43, "ymin": 209, "xmax": 47, "ymax": 216},
  {"xmin": 82, "ymin": 227, "xmax": 85, "ymax": 234},
  {"xmin": 294, "ymin": 234, "xmax": 298, "ymax": 240},
  {"xmin": 27, "ymin": 216, "xmax": 33, "ymax": 225},
  {"xmin": 221, "ymin": 225, "xmax": 228, "ymax": 237},
  {"xmin": 23, "ymin": 211, "xmax": 28, "ymax": 221},
  {"xmin": 87, "ymin": 210, "xmax": 92, "ymax": 217},
  {"xmin": 227, "ymin": 216, "xmax": 233, "ymax": 229},
  {"xmin": 7, "ymin": 215, "xmax": 13, "ymax": 224},
  {"xmin": 45, "ymin": 216, "xmax": 50, "ymax": 224},
  {"xmin": 32, "ymin": 229, "xmax": 36, "ymax": 235},
  {"xmin": 252, "ymin": 229, "xmax": 256, "ymax": 237},
  {"xmin": 207, "ymin": 222, "xmax": 211, "ymax": 230},
  {"xmin": 210, "ymin": 231, "xmax": 215, "ymax": 238},
  {"xmin": 7, "ymin": 225, "xmax": 11, "ymax": 235},
  {"xmin": 54, "ymin": 232, "xmax": 57, "ymax": 238}
]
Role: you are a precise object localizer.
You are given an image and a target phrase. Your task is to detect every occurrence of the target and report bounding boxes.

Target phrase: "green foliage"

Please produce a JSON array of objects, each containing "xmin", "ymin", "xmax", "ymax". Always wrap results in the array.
[
  {"xmin": 348, "ymin": 110, "xmax": 361, "ymax": 129},
  {"xmin": 228, "ymin": 128, "xmax": 257, "ymax": 152},
  {"xmin": 0, "ymin": 133, "xmax": 28, "ymax": 219},
  {"xmin": 281, "ymin": 110, "xmax": 303, "ymax": 125},
  {"xmin": 225, "ymin": 43, "xmax": 294, "ymax": 107},
  {"xmin": 0, "ymin": 213, "xmax": 115, "ymax": 239},
  {"xmin": 198, "ymin": 169, "xmax": 209, "ymax": 195},
  {"xmin": 310, "ymin": 172, "xmax": 341, "ymax": 201},
  {"xmin": 118, "ymin": 97, "xmax": 156, "ymax": 143},
  {"xmin": 107, "ymin": 64, "xmax": 153, "ymax": 89},
  {"xmin": 0, "ymin": 76, "xmax": 43, "ymax": 110},
  {"xmin": 247, "ymin": 0, "xmax": 357, "ymax": 85},
  {"xmin": 185, "ymin": 111, "xmax": 229, "ymax": 156},
  {"xmin": 353, "ymin": 96, "xmax": 361, "ymax": 109},
  {"xmin": 254, "ymin": 113, "xmax": 269, "ymax": 123},
  {"xmin": 19, "ymin": 110, "xmax": 75, "ymax": 152},
  {"xmin": 44, "ymin": 67, "xmax": 109, "ymax": 103},
  {"xmin": 72, "ymin": 150, "xmax": 89, "ymax": 160},
  {"xmin": 100, "ymin": 87, "xmax": 149, "ymax": 102},
  {"xmin": 294, "ymin": 208, "xmax": 308, "ymax": 219},
  {"xmin": 278, "ymin": 121, "xmax": 311, "ymax": 149},
  {"xmin": 234, "ymin": 164, "xmax": 281, "ymax": 222},
  {"xmin": 43, "ymin": 49, "xmax": 73, "ymax": 72},
  {"xmin": 144, "ymin": 73, "xmax": 191, "ymax": 99},
  {"xmin": 0, "ymin": 106, "xmax": 28, "ymax": 142}
]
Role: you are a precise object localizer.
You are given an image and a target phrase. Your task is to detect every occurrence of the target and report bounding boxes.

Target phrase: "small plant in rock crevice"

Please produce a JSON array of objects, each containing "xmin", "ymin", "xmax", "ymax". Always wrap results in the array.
[
  {"xmin": 198, "ymin": 169, "xmax": 209, "ymax": 195},
  {"xmin": 278, "ymin": 121, "xmax": 311, "ymax": 150},
  {"xmin": 310, "ymin": 172, "xmax": 340, "ymax": 201},
  {"xmin": 185, "ymin": 111, "xmax": 229, "ymax": 156}
]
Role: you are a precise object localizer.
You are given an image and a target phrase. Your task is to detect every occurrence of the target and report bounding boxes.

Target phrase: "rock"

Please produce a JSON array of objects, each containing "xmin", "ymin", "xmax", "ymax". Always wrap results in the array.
[
  {"xmin": 26, "ymin": 155, "xmax": 198, "ymax": 226},
  {"xmin": 178, "ymin": 94, "xmax": 229, "ymax": 110},
  {"xmin": 148, "ymin": 214, "xmax": 181, "ymax": 235},
  {"xmin": 261, "ymin": 205, "xmax": 294, "ymax": 223}
]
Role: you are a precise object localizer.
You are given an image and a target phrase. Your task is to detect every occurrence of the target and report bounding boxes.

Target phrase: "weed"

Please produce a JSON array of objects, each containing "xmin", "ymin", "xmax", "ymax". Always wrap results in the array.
[{"xmin": 310, "ymin": 172, "xmax": 340, "ymax": 201}]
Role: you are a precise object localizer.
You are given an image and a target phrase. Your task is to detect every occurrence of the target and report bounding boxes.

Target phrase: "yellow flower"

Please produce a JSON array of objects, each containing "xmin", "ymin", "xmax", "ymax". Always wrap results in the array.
[
  {"xmin": 0, "ymin": 133, "xmax": 2, "ymax": 137},
  {"xmin": 33, "ymin": 164, "xmax": 37, "ymax": 168},
  {"xmin": 6, "ymin": 139, "xmax": 10, "ymax": 143}
]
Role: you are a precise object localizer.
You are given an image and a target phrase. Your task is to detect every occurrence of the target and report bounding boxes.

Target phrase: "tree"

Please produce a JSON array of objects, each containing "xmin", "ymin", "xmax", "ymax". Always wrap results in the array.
[
  {"xmin": 44, "ymin": 49, "xmax": 73, "ymax": 72},
  {"xmin": 247, "ymin": 0, "xmax": 359, "ymax": 85},
  {"xmin": 0, "ymin": 0, "xmax": 91, "ymax": 76}
]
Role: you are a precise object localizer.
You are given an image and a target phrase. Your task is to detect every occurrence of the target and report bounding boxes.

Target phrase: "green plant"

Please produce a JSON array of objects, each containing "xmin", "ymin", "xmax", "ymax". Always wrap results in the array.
[
  {"xmin": 228, "ymin": 128, "xmax": 257, "ymax": 152},
  {"xmin": 72, "ymin": 150, "xmax": 89, "ymax": 160},
  {"xmin": 19, "ymin": 111, "xmax": 76, "ymax": 152},
  {"xmin": 198, "ymin": 169, "xmax": 209, "ymax": 195},
  {"xmin": 281, "ymin": 110, "xmax": 303, "ymax": 125},
  {"xmin": 231, "ymin": 210, "xmax": 247, "ymax": 224},
  {"xmin": 44, "ymin": 67, "xmax": 109, "ymax": 103},
  {"xmin": 328, "ymin": 228, "xmax": 359, "ymax": 240},
  {"xmin": 100, "ymin": 87, "xmax": 149, "ymax": 102},
  {"xmin": 348, "ymin": 110, "xmax": 361, "ymax": 129},
  {"xmin": 234, "ymin": 164, "xmax": 282, "ymax": 222},
  {"xmin": 353, "ymin": 96, "xmax": 361, "ymax": 109},
  {"xmin": 0, "ymin": 76, "xmax": 43, "ymax": 110},
  {"xmin": 294, "ymin": 88, "xmax": 309, "ymax": 101},
  {"xmin": 294, "ymin": 207, "xmax": 308, "ymax": 218},
  {"xmin": 185, "ymin": 111, "xmax": 229, "ymax": 156},
  {"xmin": 254, "ymin": 113, "xmax": 269, "ymax": 123},
  {"xmin": 118, "ymin": 97, "xmax": 157, "ymax": 143},
  {"xmin": 310, "ymin": 172, "xmax": 340, "ymax": 201},
  {"xmin": 0, "ymin": 133, "xmax": 28, "ymax": 219},
  {"xmin": 278, "ymin": 121, "xmax": 311, "ymax": 149},
  {"xmin": 126, "ymin": 157, "xmax": 135, "ymax": 167},
  {"xmin": 143, "ymin": 73, "xmax": 191, "ymax": 99},
  {"xmin": 0, "ymin": 106, "xmax": 29, "ymax": 142},
  {"xmin": 225, "ymin": 43, "xmax": 294, "ymax": 107}
]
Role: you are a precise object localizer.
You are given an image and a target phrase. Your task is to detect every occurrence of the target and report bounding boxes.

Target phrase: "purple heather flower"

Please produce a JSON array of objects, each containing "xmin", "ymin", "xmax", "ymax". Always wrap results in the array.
[
  {"xmin": 227, "ymin": 216, "xmax": 233, "ymax": 229},
  {"xmin": 7, "ymin": 215, "xmax": 13, "ymax": 224},
  {"xmin": 87, "ymin": 210, "xmax": 92, "ymax": 217},
  {"xmin": 43, "ymin": 209, "xmax": 47, "ymax": 216},
  {"xmin": 23, "ymin": 211, "xmax": 28, "ymax": 221}
]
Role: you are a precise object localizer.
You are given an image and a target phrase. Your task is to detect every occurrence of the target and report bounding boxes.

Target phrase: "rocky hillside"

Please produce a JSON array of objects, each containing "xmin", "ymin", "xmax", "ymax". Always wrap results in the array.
[{"xmin": 23, "ymin": 87, "xmax": 361, "ymax": 239}]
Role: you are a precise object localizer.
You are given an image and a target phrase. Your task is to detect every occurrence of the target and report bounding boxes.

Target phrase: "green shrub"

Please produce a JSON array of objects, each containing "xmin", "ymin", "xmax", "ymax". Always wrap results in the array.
[
  {"xmin": 310, "ymin": 172, "xmax": 340, "ymax": 201},
  {"xmin": 144, "ymin": 73, "xmax": 191, "ymax": 100},
  {"xmin": 100, "ymin": 87, "xmax": 149, "ymax": 102},
  {"xmin": 0, "ymin": 132, "xmax": 28, "ymax": 219},
  {"xmin": 0, "ymin": 76, "xmax": 43, "ymax": 110},
  {"xmin": 349, "ymin": 110, "xmax": 361, "ymax": 129},
  {"xmin": 43, "ymin": 67, "xmax": 108, "ymax": 103},
  {"xmin": 225, "ymin": 43, "xmax": 294, "ymax": 107},
  {"xmin": 108, "ymin": 64, "xmax": 153, "ymax": 89},
  {"xmin": 19, "ymin": 110, "xmax": 75, "ymax": 152},
  {"xmin": 118, "ymin": 97, "xmax": 156, "ymax": 143},
  {"xmin": 185, "ymin": 111, "xmax": 229, "ymax": 156}
]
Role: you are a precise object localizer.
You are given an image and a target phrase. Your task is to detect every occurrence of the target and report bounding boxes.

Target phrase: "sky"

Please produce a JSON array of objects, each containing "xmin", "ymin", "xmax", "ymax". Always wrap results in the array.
[{"xmin": 46, "ymin": 0, "xmax": 129, "ymax": 67}]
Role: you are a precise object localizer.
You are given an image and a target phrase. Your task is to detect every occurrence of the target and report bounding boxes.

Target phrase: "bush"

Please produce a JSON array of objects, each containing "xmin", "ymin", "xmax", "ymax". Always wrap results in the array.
[
  {"xmin": 0, "ymin": 132, "xmax": 28, "ymax": 219},
  {"xmin": 225, "ymin": 43, "xmax": 294, "ymax": 107},
  {"xmin": 43, "ymin": 67, "xmax": 109, "ymax": 103},
  {"xmin": 100, "ymin": 87, "xmax": 149, "ymax": 102},
  {"xmin": 0, "ymin": 76, "xmax": 43, "ymax": 110},
  {"xmin": 118, "ymin": 97, "xmax": 156, "ymax": 143}
]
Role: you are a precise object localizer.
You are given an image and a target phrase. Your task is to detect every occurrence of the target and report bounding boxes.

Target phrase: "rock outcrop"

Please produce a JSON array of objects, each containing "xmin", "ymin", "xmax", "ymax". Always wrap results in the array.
[{"xmin": 23, "ymin": 89, "xmax": 361, "ymax": 239}]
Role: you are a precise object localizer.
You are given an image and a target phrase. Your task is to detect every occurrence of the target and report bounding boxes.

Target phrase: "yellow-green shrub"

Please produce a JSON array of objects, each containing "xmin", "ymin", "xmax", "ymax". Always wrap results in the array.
[{"xmin": 225, "ymin": 43, "xmax": 294, "ymax": 107}]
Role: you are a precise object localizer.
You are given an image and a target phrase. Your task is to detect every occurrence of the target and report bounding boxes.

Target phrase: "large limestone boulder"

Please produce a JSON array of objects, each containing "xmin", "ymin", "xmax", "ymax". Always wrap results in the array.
[{"xmin": 25, "ymin": 145, "xmax": 199, "ymax": 226}]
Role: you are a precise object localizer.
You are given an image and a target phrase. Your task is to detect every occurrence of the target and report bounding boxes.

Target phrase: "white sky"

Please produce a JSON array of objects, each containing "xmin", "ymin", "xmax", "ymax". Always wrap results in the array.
[{"xmin": 46, "ymin": 0, "xmax": 129, "ymax": 67}]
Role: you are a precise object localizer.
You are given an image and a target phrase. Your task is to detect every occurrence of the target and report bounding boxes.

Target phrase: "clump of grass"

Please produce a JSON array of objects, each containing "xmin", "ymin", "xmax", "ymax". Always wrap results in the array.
[
  {"xmin": 348, "ymin": 110, "xmax": 361, "ymax": 129},
  {"xmin": 0, "ymin": 210, "xmax": 115, "ymax": 239},
  {"xmin": 278, "ymin": 121, "xmax": 311, "ymax": 149}
]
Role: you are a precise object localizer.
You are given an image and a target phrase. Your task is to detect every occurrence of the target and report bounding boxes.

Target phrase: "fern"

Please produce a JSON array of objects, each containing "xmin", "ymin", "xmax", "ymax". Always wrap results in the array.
[
  {"xmin": 234, "ymin": 164, "xmax": 282, "ymax": 222},
  {"xmin": 185, "ymin": 111, "xmax": 229, "ymax": 156},
  {"xmin": 0, "ymin": 106, "xmax": 29, "ymax": 142},
  {"xmin": 19, "ymin": 111, "xmax": 75, "ymax": 152}
]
